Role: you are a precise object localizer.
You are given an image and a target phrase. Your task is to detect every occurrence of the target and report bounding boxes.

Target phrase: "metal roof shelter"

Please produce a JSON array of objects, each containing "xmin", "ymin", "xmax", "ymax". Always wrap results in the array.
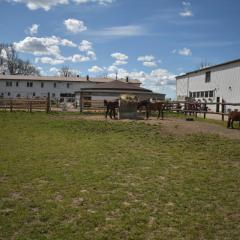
[{"xmin": 76, "ymin": 80, "xmax": 165, "ymax": 99}]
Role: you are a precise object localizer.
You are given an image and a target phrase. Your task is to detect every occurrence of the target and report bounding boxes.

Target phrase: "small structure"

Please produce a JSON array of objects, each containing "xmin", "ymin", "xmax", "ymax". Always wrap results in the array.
[
  {"xmin": 75, "ymin": 80, "xmax": 165, "ymax": 112},
  {"xmin": 118, "ymin": 95, "xmax": 138, "ymax": 119}
]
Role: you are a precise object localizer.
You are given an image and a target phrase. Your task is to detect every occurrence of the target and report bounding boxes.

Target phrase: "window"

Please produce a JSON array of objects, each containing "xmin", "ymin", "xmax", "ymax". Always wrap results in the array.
[
  {"xmin": 193, "ymin": 92, "xmax": 196, "ymax": 98},
  {"xmin": 67, "ymin": 83, "xmax": 70, "ymax": 88},
  {"xmin": 189, "ymin": 92, "xmax": 192, "ymax": 98},
  {"xmin": 8, "ymin": 92, "xmax": 11, "ymax": 96},
  {"xmin": 6, "ymin": 81, "xmax": 12, "ymax": 87},
  {"xmin": 41, "ymin": 82, "xmax": 44, "ymax": 88},
  {"xmin": 16, "ymin": 82, "xmax": 19, "ymax": 87},
  {"xmin": 205, "ymin": 71, "xmax": 211, "ymax": 83},
  {"xmin": 205, "ymin": 91, "xmax": 209, "ymax": 98},
  {"xmin": 27, "ymin": 82, "xmax": 33, "ymax": 87},
  {"xmin": 209, "ymin": 91, "xmax": 214, "ymax": 97},
  {"xmin": 54, "ymin": 83, "xmax": 57, "ymax": 88},
  {"xmin": 33, "ymin": 92, "xmax": 36, "ymax": 97},
  {"xmin": 197, "ymin": 92, "xmax": 200, "ymax": 98},
  {"xmin": 201, "ymin": 92, "xmax": 204, "ymax": 97}
]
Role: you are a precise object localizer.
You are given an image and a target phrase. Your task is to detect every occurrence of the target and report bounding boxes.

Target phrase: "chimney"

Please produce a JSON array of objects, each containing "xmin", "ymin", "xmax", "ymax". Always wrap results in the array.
[
  {"xmin": 86, "ymin": 75, "xmax": 90, "ymax": 81},
  {"xmin": 126, "ymin": 76, "xmax": 129, "ymax": 83}
]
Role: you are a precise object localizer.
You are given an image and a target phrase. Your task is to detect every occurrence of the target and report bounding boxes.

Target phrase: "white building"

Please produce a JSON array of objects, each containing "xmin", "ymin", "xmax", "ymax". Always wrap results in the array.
[
  {"xmin": 176, "ymin": 59, "xmax": 240, "ymax": 111},
  {"xmin": 0, "ymin": 74, "xmax": 140, "ymax": 101}
]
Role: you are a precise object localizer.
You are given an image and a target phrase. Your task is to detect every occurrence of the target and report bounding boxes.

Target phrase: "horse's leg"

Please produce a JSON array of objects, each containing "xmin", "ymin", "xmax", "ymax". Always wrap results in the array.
[
  {"xmin": 157, "ymin": 109, "xmax": 160, "ymax": 119},
  {"xmin": 105, "ymin": 106, "xmax": 109, "ymax": 119},
  {"xmin": 146, "ymin": 107, "xmax": 149, "ymax": 119},
  {"xmin": 113, "ymin": 108, "xmax": 116, "ymax": 119},
  {"xmin": 231, "ymin": 120, "xmax": 234, "ymax": 129},
  {"xmin": 110, "ymin": 108, "xmax": 113, "ymax": 119},
  {"xmin": 161, "ymin": 109, "xmax": 164, "ymax": 120},
  {"xmin": 227, "ymin": 118, "xmax": 231, "ymax": 128}
]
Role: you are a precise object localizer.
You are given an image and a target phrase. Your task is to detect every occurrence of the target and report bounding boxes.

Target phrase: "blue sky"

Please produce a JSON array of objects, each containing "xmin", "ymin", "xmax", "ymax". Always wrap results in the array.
[{"xmin": 1, "ymin": 0, "xmax": 240, "ymax": 98}]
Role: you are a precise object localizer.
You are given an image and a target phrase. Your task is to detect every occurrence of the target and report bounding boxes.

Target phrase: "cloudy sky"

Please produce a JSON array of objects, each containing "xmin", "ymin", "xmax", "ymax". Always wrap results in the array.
[{"xmin": 1, "ymin": 0, "xmax": 240, "ymax": 98}]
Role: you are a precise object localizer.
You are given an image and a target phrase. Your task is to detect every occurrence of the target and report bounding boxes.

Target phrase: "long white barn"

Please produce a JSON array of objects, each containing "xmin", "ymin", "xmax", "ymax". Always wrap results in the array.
[
  {"xmin": 176, "ymin": 59, "xmax": 240, "ymax": 111},
  {"xmin": 0, "ymin": 74, "xmax": 140, "ymax": 100}
]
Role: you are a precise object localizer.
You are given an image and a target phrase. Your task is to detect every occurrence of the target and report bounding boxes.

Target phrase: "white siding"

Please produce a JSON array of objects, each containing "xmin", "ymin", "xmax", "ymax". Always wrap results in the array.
[{"xmin": 176, "ymin": 62, "xmax": 240, "ymax": 108}]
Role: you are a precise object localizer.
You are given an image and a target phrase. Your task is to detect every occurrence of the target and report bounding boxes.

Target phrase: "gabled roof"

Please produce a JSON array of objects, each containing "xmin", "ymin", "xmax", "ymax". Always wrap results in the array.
[
  {"xmin": 176, "ymin": 58, "xmax": 240, "ymax": 79},
  {"xmin": 0, "ymin": 74, "xmax": 140, "ymax": 84},
  {"xmin": 80, "ymin": 80, "xmax": 152, "ymax": 92}
]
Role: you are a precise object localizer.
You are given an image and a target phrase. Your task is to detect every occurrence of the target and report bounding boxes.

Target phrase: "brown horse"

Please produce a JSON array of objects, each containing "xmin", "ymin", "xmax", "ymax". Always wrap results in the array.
[
  {"xmin": 137, "ymin": 100, "xmax": 165, "ymax": 119},
  {"xmin": 227, "ymin": 111, "xmax": 240, "ymax": 128},
  {"xmin": 104, "ymin": 100, "xmax": 119, "ymax": 119}
]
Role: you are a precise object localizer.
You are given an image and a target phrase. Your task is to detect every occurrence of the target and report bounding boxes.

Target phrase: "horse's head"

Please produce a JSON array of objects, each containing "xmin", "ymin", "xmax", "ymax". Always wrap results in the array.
[{"xmin": 137, "ymin": 99, "xmax": 150, "ymax": 109}]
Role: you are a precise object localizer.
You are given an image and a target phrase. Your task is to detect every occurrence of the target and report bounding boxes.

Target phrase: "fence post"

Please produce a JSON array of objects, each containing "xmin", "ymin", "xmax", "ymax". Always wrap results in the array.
[
  {"xmin": 46, "ymin": 93, "xmax": 51, "ymax": 113},
  {"xmin": 29, "ymin": 101, "xmax": 32, "ymax": 113},
  {"xmin": 221, "ymin": 99, "xmax": 225, "ymax": 121},
  {"xmin": 80, "ymin": 92, "xmax": 83, "ymax": 113},
  {"xmin": 10, "ymin": 99, "xmax": 13, "ymax": 112}
]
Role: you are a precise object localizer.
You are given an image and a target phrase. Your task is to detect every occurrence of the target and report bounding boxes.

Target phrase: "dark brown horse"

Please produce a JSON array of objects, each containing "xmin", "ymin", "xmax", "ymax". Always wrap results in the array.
[
  {"xmin": 137, "ymin": 100, "xmax": 165, "ymax": 119},
  {"xmin": 104, "ymin": 100, "xmax": 119, "ymax": 119},
  {"xmin": 227, "ymin": 111, "xmax": 240, "ymax": 128}
]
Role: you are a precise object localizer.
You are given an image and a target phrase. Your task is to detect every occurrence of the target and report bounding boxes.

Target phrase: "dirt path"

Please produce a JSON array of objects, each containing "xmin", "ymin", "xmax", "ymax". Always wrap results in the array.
[{"xmin": 52, "ymin": 114, "xmax": 240, "ymax": 140}]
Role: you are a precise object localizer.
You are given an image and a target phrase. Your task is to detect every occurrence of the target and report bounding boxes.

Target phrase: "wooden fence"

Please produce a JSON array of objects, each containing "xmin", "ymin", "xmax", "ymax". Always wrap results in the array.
[{"xmin": 0, "ymin": 95, "xmax": 51, "ymax": 113}]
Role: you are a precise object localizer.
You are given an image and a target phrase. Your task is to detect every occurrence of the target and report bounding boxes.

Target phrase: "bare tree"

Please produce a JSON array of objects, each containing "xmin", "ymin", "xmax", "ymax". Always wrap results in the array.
[
  {"xmin": 59, "ymin": 66, "xmax": 74, "ymax": 77},
  {"xmin": 0, "ymin": 43, "xmax": 40, "ymax": 76}
]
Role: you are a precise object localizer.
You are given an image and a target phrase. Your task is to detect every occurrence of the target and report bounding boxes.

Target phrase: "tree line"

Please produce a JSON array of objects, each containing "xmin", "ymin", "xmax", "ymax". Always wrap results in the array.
[{"xmin": 0, "ymin": 43, "xmax": 40, "ymax": 76}]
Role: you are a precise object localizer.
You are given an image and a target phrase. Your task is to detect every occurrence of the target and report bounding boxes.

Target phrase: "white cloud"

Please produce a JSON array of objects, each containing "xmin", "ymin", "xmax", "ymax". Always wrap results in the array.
[
  {"xmin": 88, "ymin": 65, "xmax": 103, "ymax": 73},
  {"xmin": 73, "ymin": 0, "xmax": 113, "ymax": 5},
  {"xmin": 79, "ymin": 40, "xmax": 92, "ymax": 51},
  {"xmin": 5, "ymin": 0, "xmax": 113, "ymax": 11},
  {"xmin": 26, "ymin": 24, "xmax": 39, "ymax": 35},
  {"xmin": 71, "ymin": 54, "xmax": 90, "ymax": 63},
  {"xmin": 91, "ymin": 25, "xmax": 146, "ymax": 37},
  {"xmin": 143, "ymin": 61, "xmax": 157, "ymax": 68},
  {"xmin": 14, "ymin": 36, "xmax": 61, "ymax": 57},
  {"xmin": 113, "ymin": 60, "xmax": 127, "ymax": 66},
  {"xmin": 64, "ymin": 19, "xmax": 87, "ymax": 33},
  {"xmin": 111, "ymin": 52, "xmax": 128, "ymax": 61},
  {"xmin": 178, "ymin": 47, "xmax": 192, "ymax": 56},
  {"xmin": 61, "ymin": 39, "xmax": 77, "ymax": 47},
  {"xmin": 35, "ymin": 57, "xmax": 65, "ymax": 65},
  {"xmin": 86, "ymin": 51, "xmax": 97, "ymax": 60},
  {"xmin": 137, "ymin": 55, "xmax": 155, "ymax": 62},
  {"xmin": 179, "ymin": 1, "xmax": 193, "ymax": 17},
  {"xmin": 137, "ymin": 55, "xmax": 158, "ymax": 68}
]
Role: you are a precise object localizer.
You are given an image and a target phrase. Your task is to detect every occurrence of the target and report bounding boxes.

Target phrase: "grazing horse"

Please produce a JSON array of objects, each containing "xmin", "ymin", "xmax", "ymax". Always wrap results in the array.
[
  {"xmin": 137, "ymin": 100, "xmax": 165, "ymax": 119},
  {"xmin": 227, "ymin": 111, "xmax": 240, "ymax": 129},
  {"xmin": 104, "ymin": 100, "xmax": 119, "ymax": 119}
]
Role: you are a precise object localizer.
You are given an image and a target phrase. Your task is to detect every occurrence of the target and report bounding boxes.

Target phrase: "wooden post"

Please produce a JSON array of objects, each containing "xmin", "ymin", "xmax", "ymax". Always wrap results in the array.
[
  {"xmin": 29, "ymin": 101, "xmax": 32, "ymax": 113},
  {"xmin": 203, "ymin": 103, "xmax": 206, "ymax": 119},
  {"xmin": 46, "ymin": 92, "xmax": 51, "ymax": 113},
  {"xmin": 221, "ymin": 99, "xmax": 225, "ymax": 121},
  {"xmin": 80, "ymin": 92, "xmax": 83, "ymax": 113},
  {"xmin": 10, "ymin": 100, "xmax": 13, "ymax": 112}
]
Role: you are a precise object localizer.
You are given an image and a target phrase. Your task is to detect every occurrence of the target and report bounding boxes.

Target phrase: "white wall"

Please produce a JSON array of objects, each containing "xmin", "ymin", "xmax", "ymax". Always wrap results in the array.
[
  {"xmin": 0, "ymin": 80, "xmax": 97, "ymax": 99},
  {"xmin": 176, "ymin": 62, "xmax": 240, "ymax": 106}
]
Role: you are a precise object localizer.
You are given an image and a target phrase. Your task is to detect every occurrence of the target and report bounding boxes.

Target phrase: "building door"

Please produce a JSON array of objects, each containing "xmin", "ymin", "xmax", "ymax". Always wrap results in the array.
[{"xmin": 216, "ymin": 97, "xmax": 220, "ymax": 113}]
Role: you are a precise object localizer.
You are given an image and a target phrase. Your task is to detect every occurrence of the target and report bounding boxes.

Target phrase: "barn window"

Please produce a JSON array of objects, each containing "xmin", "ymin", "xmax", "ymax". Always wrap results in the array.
[
  {"xmin": 67, "ymin": 83, "xmax": 70, "ymax": 88},
  {"xmin": 41, "ymin": 82, "xmax": 44, "ymax": 88},
  {"xmin": 6, "ymin": 81, "xmax": 12, "ymax": 87},
  {"xmin": 27, "ymin": 82, "xmax": 33, "ymax": 87},
  {"xmin": 209, "ymin": 91, "xmax": 214, "ymax": 97},
  {"xmin": 196, "ymin": 92, "xmax": 200, "ymax": 98},
  {"xmin": 201, "ymin": 92, "xmax": 204, "ymax": 97},
  {"xmin": 54, "ymin": 83, "xmax": 57, "ymax": 88},
  {"xmin": 205, "ymin": 91, "xmax": 209, "ymax": 98},
  {"xmin": 205, "ymin": 71, "xmax": 211, "ymax": 83},
  {"xmin": 193, "ymin": 92, "xmax": 196, "ymax": 98},
  {"xmin": 33, "ymin": 92, "xmax": 36, "ymax": 97},
  {"xmin": 16, "ymin": 82, "xmax": 19, "ymax": 87},
  {"xmin": 189, "ymin": 92, "xmax": 192, "ymax": 98}
]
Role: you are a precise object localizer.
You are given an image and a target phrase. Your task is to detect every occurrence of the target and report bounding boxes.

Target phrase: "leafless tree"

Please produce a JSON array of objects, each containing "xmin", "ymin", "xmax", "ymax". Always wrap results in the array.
[
  {"xmin": 59, "ymin": 66, "xmax": 74, "ymax": 77},
  {"xmin": 0, "ymin": 43, "xmax": 40, "ymax": 76}
]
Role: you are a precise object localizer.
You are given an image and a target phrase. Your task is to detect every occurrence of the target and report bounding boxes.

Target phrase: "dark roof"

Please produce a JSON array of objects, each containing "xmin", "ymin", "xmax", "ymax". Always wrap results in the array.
[
  {"xmin": 176, "ymin": 58, "xmax": 240, "ymax": 79},
  {"xmin": 0, "ymin": 75, "xmax": 140, "ymax": 84},
  {"xmin": 79, "ymin": 80, "xmax": 152, "ymax": 92}
]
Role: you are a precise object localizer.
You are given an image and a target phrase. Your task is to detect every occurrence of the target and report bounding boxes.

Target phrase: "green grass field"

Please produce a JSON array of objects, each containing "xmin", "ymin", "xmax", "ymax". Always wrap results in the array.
[{"xmin": 0, "ymin": 112, "xmax": 240, "ymax": 239}]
